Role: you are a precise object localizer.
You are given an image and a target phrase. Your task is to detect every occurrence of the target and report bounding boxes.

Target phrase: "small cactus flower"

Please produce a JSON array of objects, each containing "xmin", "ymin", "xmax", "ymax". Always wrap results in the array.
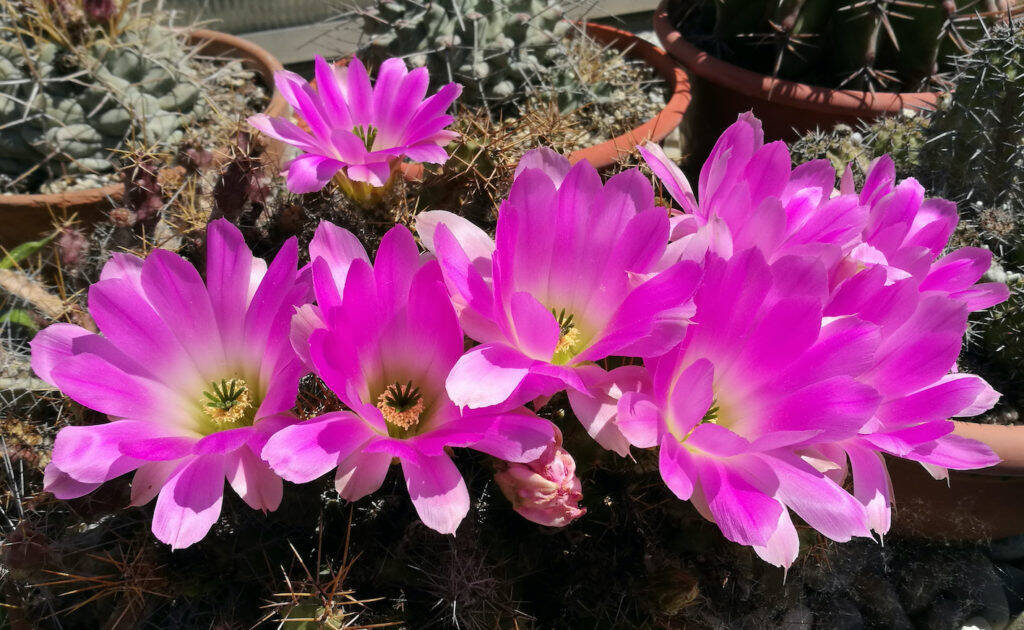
[
  {"xmin": 57, "ymin": 227, "xmax": 88, "ymax": 267},
  {"xmin": 494, "ymin": 428, "xmax": 585, "ymax": 527},
  {"xmin": 417, "ymin": 148, "xmax": 702, "ymax": 455},
  {"xmin": 262, "ymin": 222, "xmax": 558, "ymax": 535},
  {"xmin": 83, "ymin": 0, "xmax": 117, "ymax": 22},
  {"xmin": 32, "ymin": 220, "xmax": 309, "ymax": 549},
  {"xmin": 248, "ymin": 55, "xmax": 461, "ymax": 203}
]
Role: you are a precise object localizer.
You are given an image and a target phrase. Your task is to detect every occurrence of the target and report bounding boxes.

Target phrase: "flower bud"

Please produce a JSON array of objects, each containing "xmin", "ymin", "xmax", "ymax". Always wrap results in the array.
[
  {"xmin": 83, "ymin": 0, "xmax": 117, "ymax": 23},
  {"xmin": 494, "ymin": 429, "xmax": 585, "ymax": 527}
]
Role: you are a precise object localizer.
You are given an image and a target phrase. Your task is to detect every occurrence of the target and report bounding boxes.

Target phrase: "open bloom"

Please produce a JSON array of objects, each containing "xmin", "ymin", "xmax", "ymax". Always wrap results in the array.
[
  {"xmin": 32, "ymin": 220, "xmax": 308, "ymax": 549},
  {"xmin": 833, "ymin": 155, "xmax": 1009, "ymax": 312},
  {"xmin": 639, "ymin": 113, "xmax": 868, "ymax": 267},
  {"xmin": 262, "ymin": 223, "xmax": 558, "ymax": 535},
  {"xmin": 418, "ymin": 148, "xmax": 702, "ymax": 454},
  {"xmin": 248, "ymin": 55, "xmax": 461, "ymax": 195},
  {"xmin": 820, "ymin": 262, "xmax": 1001, "ymax": 535},
  {"xmin": 494, "ymin": 428, "xmax": 585, "ymax": 527},
  {"xmin": 618, "ymin": 249, "xmax": 883, "ymax": 568},
  {"xmin": 641, "ymin": 114, "xmax": 1009, "ymax": 315}
]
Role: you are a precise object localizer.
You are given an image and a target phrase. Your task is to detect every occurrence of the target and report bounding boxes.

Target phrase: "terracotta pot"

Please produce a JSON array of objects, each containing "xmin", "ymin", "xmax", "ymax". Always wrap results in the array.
[
  {"xmin": 889, "ymin": 421, "xmax": 1024, "ymax": 541},
  {"xmin": 567, "ymin": 22, "xmax": 692, "ymax": 169},
  {"xmin": 0, "ymin": 28, "xmax": 288, "ymax": 248},
  {"xmin": 653, "ymin": 0, "xmax": 939, "ymax": 156}
]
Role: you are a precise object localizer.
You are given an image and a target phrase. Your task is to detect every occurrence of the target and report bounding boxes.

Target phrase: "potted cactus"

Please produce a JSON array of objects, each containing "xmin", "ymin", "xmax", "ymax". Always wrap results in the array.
[
  {"xmin": 0, "ymin": 0, "xmax": 287, "ymax": 247},
  {"xmin": 789, "ymin": 20, "xmax": 1024, "ymax": 542},
  {"xmin": 652, "ymin": 0, "xmax": 1017, "ymax": 157},
  {"xmin": 356, "ymin": 0, "xmax": 692, "ymax": 169}
]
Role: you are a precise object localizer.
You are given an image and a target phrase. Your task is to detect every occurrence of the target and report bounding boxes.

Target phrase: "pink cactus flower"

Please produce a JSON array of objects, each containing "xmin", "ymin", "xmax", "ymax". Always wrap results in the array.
[
  {"xmin": 32, "ymin": 220, "xmax": 308, "ymax": 549},
  {"xmin": 640, "ymin": 114, "xmax": 1008, "ymax": 314},
  {"xmin": 617, "ymin": 249, "xmax": 887, "ymax": 568},
  {"xmin": 248, "ymin": 55, "xmax": 461, "ymax": 196},
  {"xmin": 494, "ymin": 428, "xmax": 585, "ymax": 527},
  {"xmin": 821, "ymin": 262, "xmax": 1002, "ymax": 536},
  {"xmin": 833, "ymin": 155, "xmax": 1009, "ymax": 312},
  {"xmin": 418, "ymin": 148, "xmax": 703, "ymax": 455},
  {"xmin": 639, "ymin": 113, "xmax": 868, "ymax": 267},
  {"xmin": 261, "ymin": 222, "xmax": 558, "ymax": 535}
]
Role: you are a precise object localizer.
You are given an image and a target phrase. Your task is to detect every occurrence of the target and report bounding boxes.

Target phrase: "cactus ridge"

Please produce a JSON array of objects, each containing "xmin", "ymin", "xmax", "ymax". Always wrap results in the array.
[
  {"xmin": 701, "ymin": 0, "xmax": 1019, "ymax": 91},
  {"xmin": 0, "ymin": 1, "xmax": 206, "ymax": 191},
  {"xmin": 355, "ymin": 0, "xmax": 628, "ymax": 114}
]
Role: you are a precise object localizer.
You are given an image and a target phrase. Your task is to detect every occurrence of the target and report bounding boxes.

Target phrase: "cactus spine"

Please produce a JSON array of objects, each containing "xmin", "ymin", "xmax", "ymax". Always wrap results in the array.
[
  {"xmin": 698, "ymin": 0, "xmax": 1017, "ymax": 91},
  {"xmin": 0, "ymin": 0, "xmax": 205, "ymax": 191}
]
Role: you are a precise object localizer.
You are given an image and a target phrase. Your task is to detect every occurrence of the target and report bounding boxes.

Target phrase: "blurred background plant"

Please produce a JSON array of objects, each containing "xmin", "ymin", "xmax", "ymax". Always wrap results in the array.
[
  {"xmin": 0, "ymin": 0, "xmax": 267, "ymax": 194},
  {"xmin": 352, "ymin": 0, "xmax": 668, "ymax": 150},
  {"xmin": 671, "ymin": 0, "xmax": 1022, "ymax": 91}
]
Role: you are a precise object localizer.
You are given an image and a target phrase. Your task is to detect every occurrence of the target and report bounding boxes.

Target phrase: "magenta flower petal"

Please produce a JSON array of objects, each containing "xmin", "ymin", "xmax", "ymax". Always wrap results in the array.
[
  {"xmin": 514, "ymin": 146, "xmax": 572, "ymax": 185},
  {"xmin": 225, "ymin": 447, "xmax": 283, "ymax": 511},
  {"xmin": 567, "ymin": 364, "xmax": 652, "ymax": 455},
  {"xmin": 120, "ymin": 437, "xmax": 198, "ymax": 461},
  {"xmin": 312, "ymin": 55, "xmax": 353, "ymax": 129},
  {"xmin": 638, "ymin": 141, "xmax": 697, "ymax": 214},
  {"xmin": 758, "ymin": 451, "xmax": 870, "ymax": 541},
  {"xmin": 902, "ymin": 433, "xmax": 1000, "ymax": 469},
  {"xmin": 152, "ymin": 455, "xmax": 226, "ymax": 550},
  {"xmin": 247, "ymin": 113, "xmax": 321, "ymax": 154},
  {"xmin": 334, "ymin": 449, "xmax": 392, "ymax": 500},
  {"xmin": 845, "ymin": 442, "xmax": 892, "ymax": 535},
  {"xmin": 43, "ymin": 465, "xmax": 102, "ymax": 500},
  {"xmin": 141, "ymin": 249, "xmax": 225, "ymax": 366},
  {"xmin": 698, "ymin": 457, "xmax": 782, "ymax": 548},
  {"xmin": 752, "ymin": 510, "xmax": 800, "ymax": 569},
  {"xmin": 29, "ymin": 323, "xmax": 93, "ymax": 385},
  {"xmin": 446, "ymin": 343, "xmax": 535, "ymax": 409},
  {"xmin": 401, "ymin": 453, "xmax": 470, "ymax": 535},
  {"xmin": 286, "ymin": 154, "xmax": 344, "ymax": 193},
  {"xmin": 510, "ymin": 292, "xmax": 560, "ymax": 360},
  {"xmin": 130, "ymin": 460, "xmax": 182, "ymax": 507},
  {"xmin": 659, "ymin": 436, "xmax": 697, "ymax": 500},
  {"xmin": 50, "ymin": 352, "xmax": 180, "ymax": 420},
  {"xmin": 261, "ymin": 413, "xmax": 373, "ymax": 484}
]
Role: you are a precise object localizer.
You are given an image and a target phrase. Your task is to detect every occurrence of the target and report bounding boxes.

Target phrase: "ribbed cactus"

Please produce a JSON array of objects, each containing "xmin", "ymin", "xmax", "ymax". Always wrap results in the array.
[
  {"xmin": 0, "ymin": 2, "xmax": 205, "ymax": 191},
  {"xmin": 697, "ymin": 0, "xmax": 1016, "ymax": 91},
  {"xmin": 358, "ymin": 0, "xmax": 611, "ymax": 112}
]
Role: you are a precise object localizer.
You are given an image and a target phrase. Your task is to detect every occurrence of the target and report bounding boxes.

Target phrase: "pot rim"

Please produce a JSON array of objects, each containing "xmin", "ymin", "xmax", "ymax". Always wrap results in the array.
[
  {"xmin": 0, "ymin": 28, "xmax": 287, "ymax": 214},
  {"xmin": 567, "ymin": 21, "xmax": 692, "ymax": 168},
  {"xmin": 652, "ymin": 0, "xmax": 940, "ymax": 116}
]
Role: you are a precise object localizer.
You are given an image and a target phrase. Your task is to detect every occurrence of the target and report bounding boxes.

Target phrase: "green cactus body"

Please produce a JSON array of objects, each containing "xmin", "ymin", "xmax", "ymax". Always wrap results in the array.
[
  {"xmin": 704, "ymin": 0, "xmax": 1015, "ymax": 90},
  {"xmin": 0, "ymin": 9, "xmax": 206, "ymax": 191},
  {"xmin": 358, "ymin": 0, "xmax": 602, "ymax": 113}
]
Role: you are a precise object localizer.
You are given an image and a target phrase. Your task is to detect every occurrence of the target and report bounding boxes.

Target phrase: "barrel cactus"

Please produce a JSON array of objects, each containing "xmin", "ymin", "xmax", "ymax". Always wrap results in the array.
[
  {"xmin": 358, "ymin": 0, "xmax": 604, "ymax": 113},
  {"xmin": 0, "ymin": 1, "xmax": 205, "ymax": 191},
  {"xmin": 690, "ymin": 0, "xmax": 1017, "ymax": 91}
]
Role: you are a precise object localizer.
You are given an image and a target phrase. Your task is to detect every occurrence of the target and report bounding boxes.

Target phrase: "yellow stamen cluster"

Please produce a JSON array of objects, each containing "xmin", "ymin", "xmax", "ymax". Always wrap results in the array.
[
  {"xmin": 555, "ymin": 326, "xmax": 582, "ymax": 358},
  {"xmin": 201, "ymin": 378, "xmax": 252, "ymax": 428},
  {"xmin": 377, "ymin": 393, "xmax": 425, "ymax": 430}
]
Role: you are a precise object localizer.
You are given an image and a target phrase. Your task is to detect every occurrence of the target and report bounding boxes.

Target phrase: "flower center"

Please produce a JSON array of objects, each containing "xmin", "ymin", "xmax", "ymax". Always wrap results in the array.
[
  {"xmin": 353, "ymin": 124, "xmax": 378, "ymax": 151},
  {"xmin": 701, "ymin": 403, "xmax": 720, "ymax": 425},
  {"xmin": 551, "ymin": 308, "xmax": 585, "ymax": 364},
  {"xmin": 200, "ymin": 378, "xmax": 253, "ymax": 431},
  {"xmin": 376, "ymin": 381, "xmax": 425, "ymax": 435}
]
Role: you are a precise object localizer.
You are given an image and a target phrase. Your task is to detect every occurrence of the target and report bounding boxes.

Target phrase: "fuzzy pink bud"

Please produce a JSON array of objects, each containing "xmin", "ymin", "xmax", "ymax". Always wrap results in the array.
[{"xmin": 494, "ymin": 430, "xmax": 585, "ymax": 527}]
